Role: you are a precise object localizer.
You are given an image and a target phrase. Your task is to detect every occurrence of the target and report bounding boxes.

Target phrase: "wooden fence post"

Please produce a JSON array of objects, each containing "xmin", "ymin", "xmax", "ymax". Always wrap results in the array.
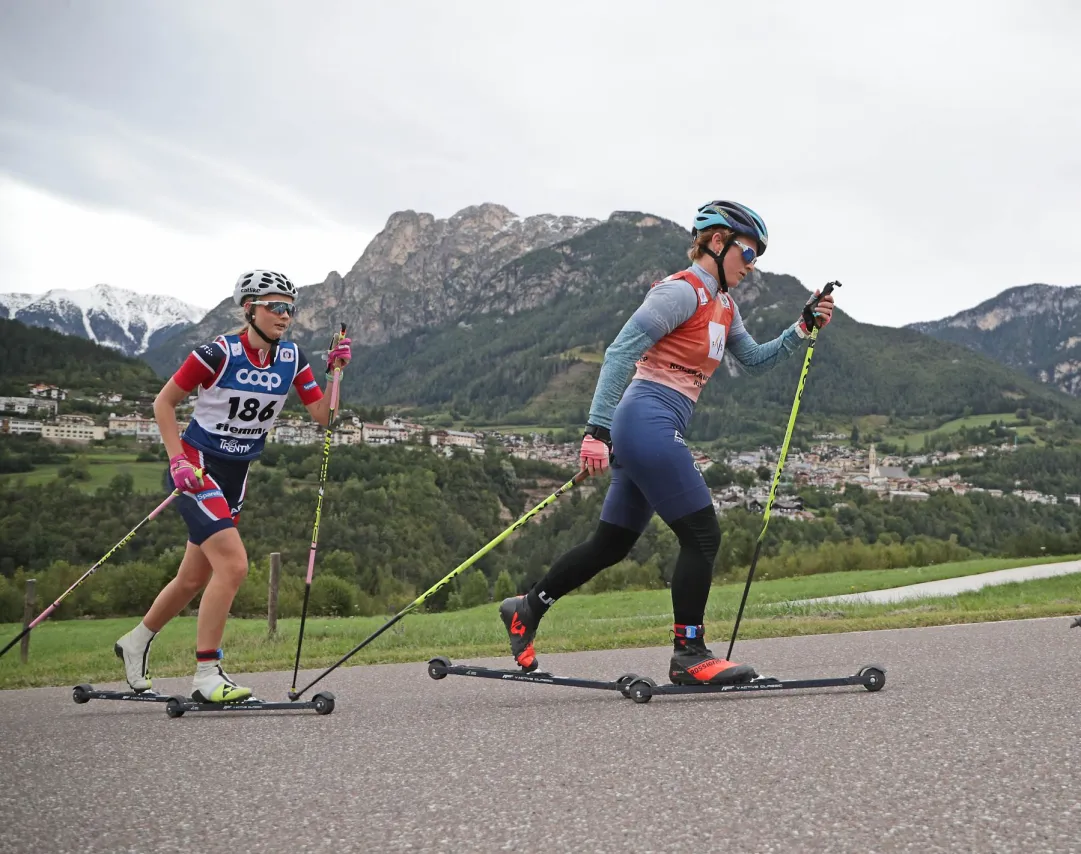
[
  {"xmin": 21, "ymin": 579, "xmax": 36, "ymax": 663},
  {"xmin": 268, "ymin": 553, "xmax": 281, "ymax": 635}
]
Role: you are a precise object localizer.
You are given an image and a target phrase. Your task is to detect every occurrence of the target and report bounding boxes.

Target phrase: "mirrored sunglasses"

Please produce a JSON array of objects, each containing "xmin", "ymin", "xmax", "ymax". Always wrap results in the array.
[{"xmin": 250, "ymin": 300, "xmax": 297, "ymax": 317}]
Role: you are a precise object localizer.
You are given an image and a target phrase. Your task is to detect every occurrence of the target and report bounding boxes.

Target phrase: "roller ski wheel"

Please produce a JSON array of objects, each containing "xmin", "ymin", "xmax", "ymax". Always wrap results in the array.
[
  {"xmin": 858, "ymin": 665, "xmax": 886, "ymax": 692},
  {"xmin": 628, "ymin": 677, "xmax": 657, "ymax": 704},
  {"xmin": 72, "ymin": 684, "xmax": 92, "ymax": 704},
  {"xmin": 427, "ymin": 657, "xmax": 451, "ymax": 680},
  {"xmin": 165, "ymin": 695, "xmax": 187, "ymax": 718},
  {"xmin": 312, "ymin": 692, "xmax": 336, "ymax": 715}
]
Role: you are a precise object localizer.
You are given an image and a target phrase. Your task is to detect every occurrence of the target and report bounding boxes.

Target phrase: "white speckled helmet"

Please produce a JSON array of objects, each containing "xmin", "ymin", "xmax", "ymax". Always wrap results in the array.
[{"xmin": 232, "ymin": 270, "xmax": 298, "ymax": 307}]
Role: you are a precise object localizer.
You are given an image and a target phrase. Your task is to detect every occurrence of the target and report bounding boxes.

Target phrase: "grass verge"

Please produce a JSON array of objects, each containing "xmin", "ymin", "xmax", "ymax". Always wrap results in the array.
[{"xmin": 1, "ymin": 556, "xmax": 1077, "ymax": 689}]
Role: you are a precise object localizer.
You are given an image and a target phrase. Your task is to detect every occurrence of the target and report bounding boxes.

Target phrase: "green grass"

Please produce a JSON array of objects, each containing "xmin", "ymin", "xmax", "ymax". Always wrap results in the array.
[
  {"xmin": 0, "ymin": 453, "xmax": 164, "ymax": 493},
  {"xmin": 876, "ymin": 413, "xmax": 1020, "ymax": 447},
  {"xmin": 2, "ymin": 555, "xmax": 1077, "ymax": 689}
]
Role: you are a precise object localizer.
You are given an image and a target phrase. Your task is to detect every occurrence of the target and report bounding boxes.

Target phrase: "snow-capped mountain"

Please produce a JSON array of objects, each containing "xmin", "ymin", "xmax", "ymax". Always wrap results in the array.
[{"xmin": 0, "ymin": 284, "xmax": 207, "ymax": 357}]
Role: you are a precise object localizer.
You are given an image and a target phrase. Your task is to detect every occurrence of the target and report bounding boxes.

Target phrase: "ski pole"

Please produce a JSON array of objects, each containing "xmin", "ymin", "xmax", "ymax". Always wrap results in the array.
[
  {"xmin": 0, "ymin": 489, "xmax": 182, "ymax": 659},
  {"xmin": 290, "ymin": 322, "xmax": 348, "ymax": 694},
  {"xmin": 288, "ymin": 468, "xmax": 590, "ymax": 700},
  {"xmin": 726, "ymin": 282, "xmax": 842, "ymax": 661}
]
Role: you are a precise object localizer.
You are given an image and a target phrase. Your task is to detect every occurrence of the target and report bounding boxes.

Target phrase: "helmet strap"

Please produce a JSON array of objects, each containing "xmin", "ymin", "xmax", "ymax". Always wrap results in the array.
[
  {"xmin": 245, "ymin": 308, "xmax": 280, "ymax": 365},
  {"xmin": 701, "ymin": 238, "xmax": 737, "ymax": 294}
]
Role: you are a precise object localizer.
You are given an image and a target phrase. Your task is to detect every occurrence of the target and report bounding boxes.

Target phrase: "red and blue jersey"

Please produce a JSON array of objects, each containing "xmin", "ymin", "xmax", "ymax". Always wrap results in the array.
[{"xmin": 173, "ymin": 330, "xmax": 323, "ymax": 461}]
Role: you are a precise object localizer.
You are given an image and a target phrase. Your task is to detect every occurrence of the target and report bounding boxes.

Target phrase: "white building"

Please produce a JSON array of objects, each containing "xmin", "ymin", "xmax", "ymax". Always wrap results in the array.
[
  {"xmin": 362, "ymin": 422, "xmax": 409, "ymax": 445},
  {"xmin": 429, "ymin": 429, "xmax": 479, "ymax": 449},
  {"xmin": 383, "ymin": 416, "xmax": 425, "ymax": 436},
  {"xmin": 42, "ymin": 422, "xmax": 106, "ymax": 444},
  {"xmin": 331, "ymin": 424, "xmax": 364, "ymax": 446},
  {"xmin": 1, "ymin": 417, "xmax": 44, "ymax": 436},
  {"xmin": 28, "ymin": 384, "xmax": 67, "ymax": 400},
  {"xmin": 270, "ymin": 419, "xmax": 323, "ymax": 446},
  {"xmin": 108, "ymin": 414, "xmax": 162, "ymax": 442},
  {"xmin": 0, "ymin": 396, "xmax": 58, "ymax": 416}
]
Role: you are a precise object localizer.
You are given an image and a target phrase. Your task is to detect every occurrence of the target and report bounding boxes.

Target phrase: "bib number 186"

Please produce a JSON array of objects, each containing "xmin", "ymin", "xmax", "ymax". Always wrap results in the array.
[{"xmin": 226, "ymin": 397, "xmax": 277, "ymax": 422}]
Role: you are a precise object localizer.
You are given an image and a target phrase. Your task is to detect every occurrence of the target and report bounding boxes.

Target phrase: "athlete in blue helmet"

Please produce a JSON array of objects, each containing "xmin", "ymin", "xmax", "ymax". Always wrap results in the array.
[{"xmin": 499, "ymin": 200, "xmax": 836, "ymax": 684}]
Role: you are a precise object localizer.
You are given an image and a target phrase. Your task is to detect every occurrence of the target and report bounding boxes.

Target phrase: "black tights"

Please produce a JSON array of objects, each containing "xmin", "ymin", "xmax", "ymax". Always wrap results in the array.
[{"xmin": 528, "ymin": 505, "xmax": 721, "ymax": 626}]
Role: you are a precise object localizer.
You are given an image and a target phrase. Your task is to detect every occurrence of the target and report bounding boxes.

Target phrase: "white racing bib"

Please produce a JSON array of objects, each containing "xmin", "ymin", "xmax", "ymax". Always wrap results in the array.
[{"xmin": 183, "ymin": 336, "xmax": 300, "ymax": 460}]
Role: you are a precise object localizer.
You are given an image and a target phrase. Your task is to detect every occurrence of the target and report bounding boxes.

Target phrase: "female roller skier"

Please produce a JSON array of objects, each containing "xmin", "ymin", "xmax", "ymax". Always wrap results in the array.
[
  {"xmin": 113, "ymin": 270, "xmax": 351, "ymax": 703},
  {"xmin": 500, "ymin": 200, "xmax": 835, "ymax": 685}
]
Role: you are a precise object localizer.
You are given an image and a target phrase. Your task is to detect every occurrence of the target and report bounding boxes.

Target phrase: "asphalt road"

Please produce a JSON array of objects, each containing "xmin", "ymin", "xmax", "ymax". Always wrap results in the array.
[
  {"xmin": 795, "ymin": 559, "xmax": 1081, "ymax": 606},
  {"xmin": 1, "ymin": 617, "xmax": 1079, "ymax": 854}
]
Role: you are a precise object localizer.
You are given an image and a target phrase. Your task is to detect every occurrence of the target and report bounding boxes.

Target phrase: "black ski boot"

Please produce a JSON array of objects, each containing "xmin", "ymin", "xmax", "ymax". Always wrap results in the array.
[
  {"xmin": 669, "ymin": 624, "xmax": 758, "ymax": 686},
  {"xmin": 499, "ymin": 595, "xmax": 541, "ymax": 672}
]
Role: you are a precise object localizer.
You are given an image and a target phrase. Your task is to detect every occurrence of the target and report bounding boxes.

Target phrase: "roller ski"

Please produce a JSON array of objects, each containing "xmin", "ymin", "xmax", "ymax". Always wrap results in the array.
[
  {"xmin": 73, "ymin": 624, "xmax": 175, "ymax": 705},
  {"xmin": 163, "ymin": 691, "xmax": 336, "ymax": 718},
  {"xmin": 163, "ymin": 649, "xmax": 335, "ymax": 718},
  {"xmin": 427, "ymin": 656, "xmax": 885, "ymax": 704},
  {"xmin": 72, "ymin": 684, "xmax": 173, "ymax": 705}
]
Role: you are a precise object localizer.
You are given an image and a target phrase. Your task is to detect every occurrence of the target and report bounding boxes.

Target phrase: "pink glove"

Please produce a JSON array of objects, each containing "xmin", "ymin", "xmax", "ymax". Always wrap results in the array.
[
  {"xmin": 169, "ymin": 454, "xmax": 204, "ymax": 493},
  {"xmin": 326, "ymin": 337, "xmax": 352, "ymax": 373},
  {"xmin": 580, "ymin": 436, "xmax": 610, "ymax": 476}
]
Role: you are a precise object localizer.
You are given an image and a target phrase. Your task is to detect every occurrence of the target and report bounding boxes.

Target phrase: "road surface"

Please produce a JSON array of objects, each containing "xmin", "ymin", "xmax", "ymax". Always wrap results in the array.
[
  {"xmin": 793, "ymin": 559, "xmax": 1081, "ymax": 606},
  {"xmin": 1, "ymin": 617, "xmax": 1079, "ymax": 853}
]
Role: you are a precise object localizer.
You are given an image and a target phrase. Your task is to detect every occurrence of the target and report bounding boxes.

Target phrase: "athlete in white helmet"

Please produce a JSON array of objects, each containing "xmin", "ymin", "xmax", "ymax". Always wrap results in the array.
[{"xmin": 114, "ymin": 270, "xmax": 352, "ymax": 703}]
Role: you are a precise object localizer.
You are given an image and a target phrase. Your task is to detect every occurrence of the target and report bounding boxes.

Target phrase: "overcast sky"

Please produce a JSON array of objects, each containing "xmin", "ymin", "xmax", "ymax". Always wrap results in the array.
[{"xmin": 1, "ymin": 1, "xmax": 1078, "ymax": 326}]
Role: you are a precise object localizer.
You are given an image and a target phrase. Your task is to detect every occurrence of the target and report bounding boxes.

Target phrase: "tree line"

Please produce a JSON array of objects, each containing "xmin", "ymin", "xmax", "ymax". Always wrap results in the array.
[{"xmin": 1, "ymin": 441, "xmax": 1078, "ymax": 624}]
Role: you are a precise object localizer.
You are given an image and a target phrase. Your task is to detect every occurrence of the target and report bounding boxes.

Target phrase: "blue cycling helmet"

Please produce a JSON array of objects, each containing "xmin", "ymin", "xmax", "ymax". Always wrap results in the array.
[{"xmin": 692, "ymin": 200, "xmax": 768, "ymax": 257}]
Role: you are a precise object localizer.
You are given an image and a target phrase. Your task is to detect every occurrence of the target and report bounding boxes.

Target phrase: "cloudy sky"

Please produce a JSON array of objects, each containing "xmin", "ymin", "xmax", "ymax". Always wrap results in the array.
[{"xmin": 1, "ymin": 1, "xmax": 1078, "ymax": 325}]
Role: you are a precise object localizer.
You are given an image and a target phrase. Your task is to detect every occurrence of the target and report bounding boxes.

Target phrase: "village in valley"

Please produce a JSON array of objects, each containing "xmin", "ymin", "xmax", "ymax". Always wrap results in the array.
[{"xmin": 4, "ymin": 384, "xmax": 1076, "ymax": 515}]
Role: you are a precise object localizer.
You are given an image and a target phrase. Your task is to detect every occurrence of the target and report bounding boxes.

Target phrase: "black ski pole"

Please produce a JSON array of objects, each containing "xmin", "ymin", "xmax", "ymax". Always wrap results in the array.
[{"xmin": 726, "ymin": 282, "xmax": 841, "ymax": 661}]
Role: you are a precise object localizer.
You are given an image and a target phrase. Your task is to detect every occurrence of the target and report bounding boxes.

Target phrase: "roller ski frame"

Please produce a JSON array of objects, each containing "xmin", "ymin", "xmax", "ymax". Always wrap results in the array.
[
  {"xmin": 163, "ymin": 691, "xmax": 336, "ymax": 718},
  {"xmin": 71, "ymin": 683, "xmax": 336, "ymax": 717},
  {"xmin": 426, "ymin": 657, "xmax": 885, "ymax": 704},
  {"xmin": 71, "ymin": 684, "xmax": 172, "ymax": 705}
]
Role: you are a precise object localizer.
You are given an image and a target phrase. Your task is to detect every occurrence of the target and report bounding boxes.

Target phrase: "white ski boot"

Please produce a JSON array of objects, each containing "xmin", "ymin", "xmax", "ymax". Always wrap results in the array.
[
  {"xmin": 114, "ymin": 623, "xmax": 156, "ymax": 693},
  {"xmin": 191, "ymin": 654, "xmax": 252, "ymax": 704}
]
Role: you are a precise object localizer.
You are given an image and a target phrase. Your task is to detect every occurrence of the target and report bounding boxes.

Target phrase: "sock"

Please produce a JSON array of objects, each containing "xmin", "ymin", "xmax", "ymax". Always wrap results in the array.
[{"xmin": 130, "ymin": 621, "xmax": 157, "ymax": 646}]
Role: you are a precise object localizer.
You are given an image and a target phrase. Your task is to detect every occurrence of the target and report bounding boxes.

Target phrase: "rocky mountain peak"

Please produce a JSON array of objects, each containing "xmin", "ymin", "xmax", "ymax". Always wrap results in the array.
[{"xmin": 907, "ymin": 283, "xmax": 1081, "ymax": 396}]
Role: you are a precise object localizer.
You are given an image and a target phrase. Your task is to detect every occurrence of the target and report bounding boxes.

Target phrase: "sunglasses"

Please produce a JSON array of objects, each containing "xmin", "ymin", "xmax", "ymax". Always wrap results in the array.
[
  {"xmin": 250, "ymin": 300, "xmax": 297, "ymax": 317},
  {"xmin": 731, "ymin": 239, "xmax": 758, "ymax": 266}
]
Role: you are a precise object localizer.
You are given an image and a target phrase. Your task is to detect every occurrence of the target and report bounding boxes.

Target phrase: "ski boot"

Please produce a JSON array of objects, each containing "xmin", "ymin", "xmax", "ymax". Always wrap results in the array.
[
  {"xmin": 114, "ymin": 623, "xmax": 156, "ymax": 693},
  {"xmin": 499, "ymin": 595, "xmax": 541, "ymax": 672},
  {"xmin": 669, "ymin": 624, "xmax": 758, "ymax": 686},
  {"xmin": 191, "ymin": 651, "xmax": 253, "ymax": 703}
]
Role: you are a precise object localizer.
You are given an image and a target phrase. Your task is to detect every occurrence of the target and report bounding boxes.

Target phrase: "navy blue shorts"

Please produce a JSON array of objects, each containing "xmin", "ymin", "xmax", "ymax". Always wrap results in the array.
[
  {"xmin": 600, "ymin": 383, "xmax": 712, "ymax": 534},
  {"xmin": 164, "ymin": 440, "xmax": 250, "ymax": 546}
]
